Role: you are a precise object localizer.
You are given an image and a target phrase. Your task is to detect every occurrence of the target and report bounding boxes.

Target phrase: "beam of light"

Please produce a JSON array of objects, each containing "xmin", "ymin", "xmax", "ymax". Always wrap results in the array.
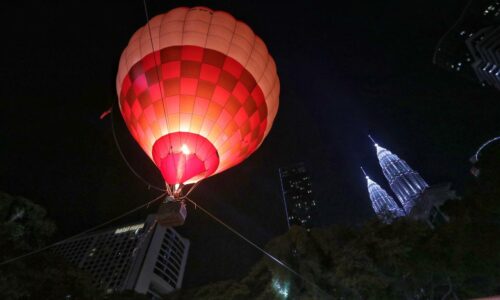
[
  {"xmin": 181, "ymin": 144, "xmax": 190, "ymax": 155},
  {"xmin": 368, "ymin": 134, "xmax": 377, "ymax": 146},
  {"xmin": 360, "ymin": 166, "xmax": 369, "ymax": 179}
]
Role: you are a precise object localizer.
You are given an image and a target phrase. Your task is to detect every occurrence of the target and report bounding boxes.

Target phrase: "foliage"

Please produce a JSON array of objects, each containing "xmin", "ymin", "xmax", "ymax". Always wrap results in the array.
[
  {"xmin": 104, "ymin": 290, "xmax": 152, "ymax": 300},
  {"xmin": 0, "ymin": 191, "xmax": 103, "ymax": 300},
  {"xmin": 166, "ymin": 280, "xmax": 251, "ymax": 300}
]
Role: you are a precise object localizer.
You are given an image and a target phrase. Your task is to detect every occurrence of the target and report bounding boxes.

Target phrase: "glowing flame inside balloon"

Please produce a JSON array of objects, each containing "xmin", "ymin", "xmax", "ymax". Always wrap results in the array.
[{"xmin": 181, "ymin": 144, "xmax": 190, "ymax": 155}]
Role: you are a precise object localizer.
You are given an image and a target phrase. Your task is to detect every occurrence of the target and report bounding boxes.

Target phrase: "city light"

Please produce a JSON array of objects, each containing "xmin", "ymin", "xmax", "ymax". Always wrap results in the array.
[
  {"xmin": 272, "ymin": 278, "xmax": 289, "ymax": 298},
  {"xmin": 114, "ymin": 223, "xmax": 144, "ymax": 234}
]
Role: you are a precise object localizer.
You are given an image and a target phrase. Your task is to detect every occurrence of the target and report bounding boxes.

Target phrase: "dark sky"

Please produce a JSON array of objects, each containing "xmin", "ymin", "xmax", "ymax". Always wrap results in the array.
[{"xmin": 1, "ymin": 0, "xmax": 499, "ymax": 288}]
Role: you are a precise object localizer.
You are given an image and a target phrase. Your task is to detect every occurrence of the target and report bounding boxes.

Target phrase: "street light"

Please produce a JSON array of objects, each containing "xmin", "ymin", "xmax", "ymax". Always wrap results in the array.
[{"xmin": 469, "ymin": 136, "xmax": 500, "ymax": 177}]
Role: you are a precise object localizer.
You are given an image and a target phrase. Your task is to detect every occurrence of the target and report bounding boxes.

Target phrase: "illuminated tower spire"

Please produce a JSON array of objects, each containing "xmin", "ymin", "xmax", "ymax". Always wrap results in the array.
[
  {"xmin": 361, "ymin": 167, "xmax": 405, "ymax": 220},
  {"xmin": 369, "ymin": 136, "xmax": 429, "ymax": 213}
]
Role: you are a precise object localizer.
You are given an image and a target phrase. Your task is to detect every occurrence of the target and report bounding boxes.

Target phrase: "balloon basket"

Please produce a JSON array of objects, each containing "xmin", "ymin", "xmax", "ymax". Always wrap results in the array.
[{"xmin": 156, "ymin": 196, "xmax": 187, "ymax": 227}]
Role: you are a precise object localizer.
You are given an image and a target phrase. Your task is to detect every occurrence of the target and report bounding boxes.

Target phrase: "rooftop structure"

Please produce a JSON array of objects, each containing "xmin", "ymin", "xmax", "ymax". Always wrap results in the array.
[{"xmin": 52, "ymin": 215, "xmax": 189, "ymax": 299}]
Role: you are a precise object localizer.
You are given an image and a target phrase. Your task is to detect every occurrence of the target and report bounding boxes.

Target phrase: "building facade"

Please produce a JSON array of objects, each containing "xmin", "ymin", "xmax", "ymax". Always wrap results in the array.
[
  {"xmin": 52, "ymin": 215, "xmax": 189, "ymax": 299},
  {"xmin": 466, "ymin": 25, "xmax": 500, "ymax": 90},
  {"xmin": 279, "ymin": 162, "xmax": 318, "ymax": 229},
  {"xmin": 371, "ymin": 141, "xmax": 429, "ymax": 213},
  {"xmin": 365, "ymin": 136, "xmax": 457, "ymax": 227},
  {"xmin": 433, "ymin": 0, "xmax": 500, "ymax": 90},
  {"xmin": 362, "ymin": 167, "xmax": 405, "ymax": 221}
]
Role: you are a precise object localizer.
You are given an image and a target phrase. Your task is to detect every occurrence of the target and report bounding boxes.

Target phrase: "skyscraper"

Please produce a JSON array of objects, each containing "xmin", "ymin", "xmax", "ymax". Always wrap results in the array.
[
  {"xmin": 370, "ymin": 136, "xmax": 429, "ymax": 213},
  {"xmin": 52, "ymin": 215, "xmax": 189, "ymax": 299},
  {"xmin": 361, "ymin": 167, "xmax": 405, "ymax": 221},
  {"xmin": 466, "ymin": 25, "xmax": 500, "ymax": 90},
  {"xmin": 279, "ymin": 162, "xmax": 318, "ymax": 230},
  {"xmin": 433, "ymin": 0, "xmax": 500, "ymax": 90}
]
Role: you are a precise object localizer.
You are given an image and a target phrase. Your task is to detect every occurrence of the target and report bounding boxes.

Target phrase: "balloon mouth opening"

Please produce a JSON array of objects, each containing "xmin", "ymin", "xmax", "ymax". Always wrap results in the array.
[{"xmin": 152, "ymin": 132, "xmax": 219, "ymax": 185}]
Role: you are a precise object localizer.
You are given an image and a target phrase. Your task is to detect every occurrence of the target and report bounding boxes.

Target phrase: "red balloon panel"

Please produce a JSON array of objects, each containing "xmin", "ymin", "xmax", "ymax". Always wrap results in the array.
[
  {"xmin": 119, "ymin": 45, "xmax": 268, "ymax": 184},
  {"xmin": 152, "ymin": 132, "xmax": 219, "ymax": 184}
]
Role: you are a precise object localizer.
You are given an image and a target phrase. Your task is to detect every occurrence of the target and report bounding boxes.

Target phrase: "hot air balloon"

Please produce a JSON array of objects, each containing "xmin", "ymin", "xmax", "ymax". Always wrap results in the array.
[{"xmin": 116, "ymin": 7, "xmax": 279, "ymax": 226}]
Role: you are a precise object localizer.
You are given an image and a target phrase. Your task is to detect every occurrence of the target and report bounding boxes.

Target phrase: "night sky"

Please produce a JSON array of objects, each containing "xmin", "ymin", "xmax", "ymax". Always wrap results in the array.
[{"xmin": 1, "ymin": 0, "xmax": 499, "ymax": 288}]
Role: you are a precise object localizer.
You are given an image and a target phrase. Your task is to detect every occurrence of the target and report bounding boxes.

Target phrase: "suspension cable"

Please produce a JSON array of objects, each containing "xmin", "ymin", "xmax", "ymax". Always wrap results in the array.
[
  {"xmin": 142, "ymin": 0, "xmax": 170, "ymax": 141},
  {"xmin": 177, "ymin": 181, "xmax": 202, "ymax": 200},
  {"xmin": 185, "ymin": 196, "xmax": 332, "ymax": 299},
  {"xmin": 111, "ymin": 106, "xmax": 166, "ymax": 192},
  {"xmin": 110, "ymin": 106, "xmax": 202, "ymax": 198},
  {"xmin": 0, "ymin": 192, "xmax": 166, "ymax": 267}
]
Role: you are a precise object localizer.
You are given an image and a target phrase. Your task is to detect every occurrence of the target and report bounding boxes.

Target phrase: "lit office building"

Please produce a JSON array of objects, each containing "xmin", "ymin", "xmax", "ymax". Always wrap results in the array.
[
  {"xmin": 433, "ymin": 0, "xmax": 500, "ymax": 90},
  {"xmin": 52, "ymin": 215, "xmax": 189, "ymax": 298},
  {"xmin": 279, "ymin": 162, "xmax": 318, "ymax": 229},
  {"xmin": 466, "ymin": 25, "xmax": 500, "ymax": 90}
]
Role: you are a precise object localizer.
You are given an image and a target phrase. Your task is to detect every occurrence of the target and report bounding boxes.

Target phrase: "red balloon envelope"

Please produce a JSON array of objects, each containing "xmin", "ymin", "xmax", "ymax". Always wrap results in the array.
[{"xmin": 116, "ymin": 7, "xmax": 279, "ymax": 186}]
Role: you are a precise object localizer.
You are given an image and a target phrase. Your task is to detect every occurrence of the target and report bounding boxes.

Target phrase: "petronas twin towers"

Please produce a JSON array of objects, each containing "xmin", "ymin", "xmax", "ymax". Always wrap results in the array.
[{"xmin": 363, "ymin": 136, "xmax": 429, "ymax": 221}]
